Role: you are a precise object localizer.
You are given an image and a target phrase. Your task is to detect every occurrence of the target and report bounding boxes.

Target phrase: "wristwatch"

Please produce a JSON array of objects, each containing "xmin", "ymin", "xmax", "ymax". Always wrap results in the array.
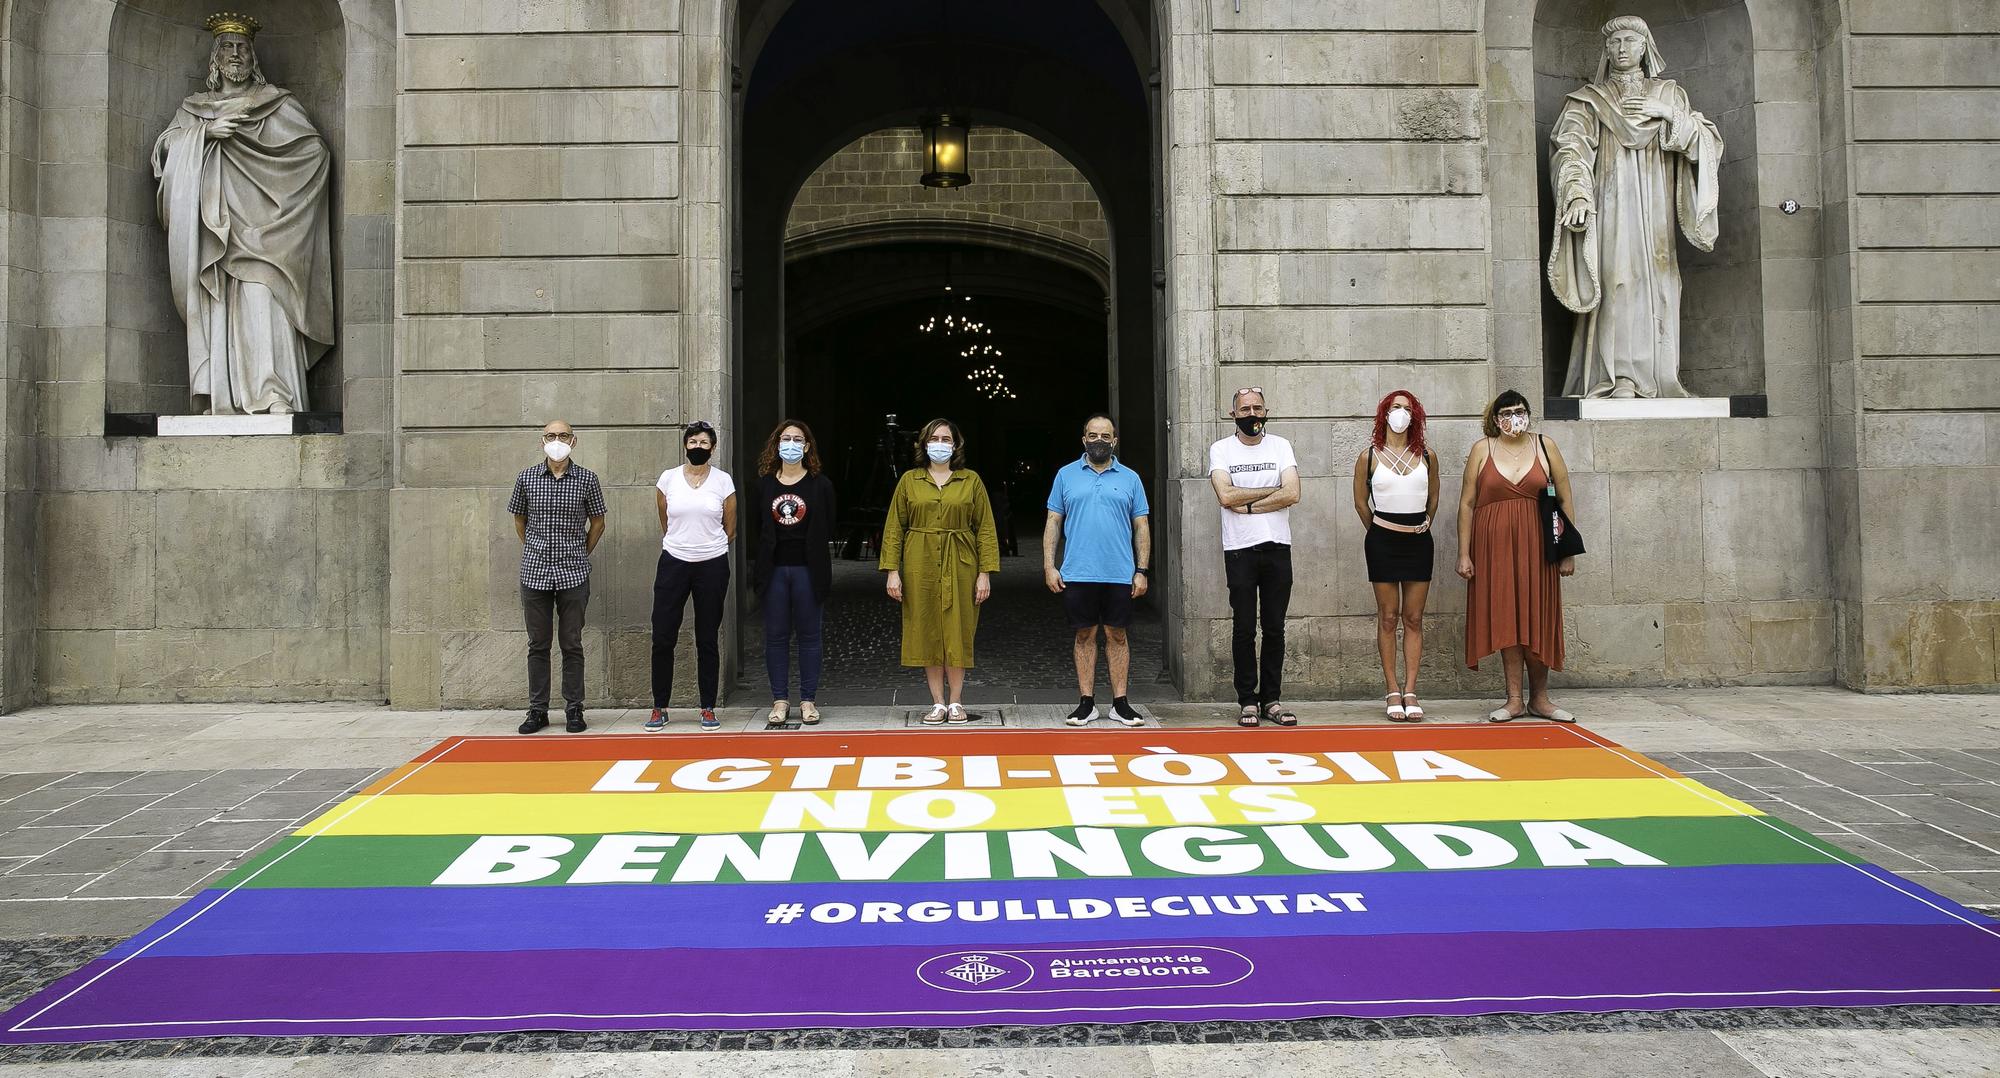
[{"xmin": 1135, "ymin": 568, "xmax": 1151, "ymax": 576}]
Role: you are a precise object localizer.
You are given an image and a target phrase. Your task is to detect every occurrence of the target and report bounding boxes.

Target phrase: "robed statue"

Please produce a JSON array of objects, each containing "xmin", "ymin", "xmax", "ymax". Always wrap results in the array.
[
  {"xmin": 1547, "ymin": 15, "xmax": 1722, "ymax": 399},
  {"xmin": 152, "ymin": 13, "xmax": 334, "ymax": 415}
]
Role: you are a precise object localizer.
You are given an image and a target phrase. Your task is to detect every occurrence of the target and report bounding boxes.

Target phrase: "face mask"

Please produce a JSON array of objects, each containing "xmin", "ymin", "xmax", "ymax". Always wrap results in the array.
[
  {"xmin": 926, "ymin": 441, "xmax": 954, "ymax": 464},
  {"xmin": 1500, "ymin": 413, "xmax": 1530, "ymax": 436},
  {"xmin": 544, "ymin": 440, "xmax": 572, "ymax": 463},
  {"xmin": 1085, "ymin": 441, "xmax": 1114, "ymax": 464},
  {"xmin": 778, "ymin": 442, "xmax": 806, "ymax": 463},
  {"xmin": 1234, "ymin": 415, "xmax": 1265, "ymax": 438},
  {"xmin": 1386, "ymin": 407, "xmax": 1412, "ymax": 434},
  {"xmin": 686, "ymin": 446, "xmax": 712, "ymax": 466}
]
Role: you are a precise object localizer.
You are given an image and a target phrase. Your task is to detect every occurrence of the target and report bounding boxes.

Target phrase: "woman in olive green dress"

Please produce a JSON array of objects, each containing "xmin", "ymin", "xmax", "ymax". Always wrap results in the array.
[{"xmin": 880, "ymin": 418, "xmax": 1002, "ymax": 725}]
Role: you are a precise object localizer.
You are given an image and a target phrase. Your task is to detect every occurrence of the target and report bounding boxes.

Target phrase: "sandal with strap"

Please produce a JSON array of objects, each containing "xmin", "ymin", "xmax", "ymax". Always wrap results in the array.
[
  {"xmin": 1399, "ymin": 692, "xmax": 1424, "ymax": 722},
  {"xmin": 800, "ymin": 702, "xmax": 820, "ymax": 725},
  {"xmin": 767, "ymin": 701, "xmax": 789, "ymax": 728},
  {"xmin": 1384, "ymin": 693, "xmax": 1407, "ymax": 722},
  {"xmin": 1237, "ymin": 704, "xmax": 1260, "ymax": 728},
  {"xmin": 1265, "ymin": 702, "xmax": 1298, "ymax": 727}
]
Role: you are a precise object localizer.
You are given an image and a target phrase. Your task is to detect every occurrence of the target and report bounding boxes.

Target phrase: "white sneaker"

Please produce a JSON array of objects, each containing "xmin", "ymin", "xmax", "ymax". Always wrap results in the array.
[{"xmin": 920, "ymin": 704, "xmax": 948, "ymax": 726}]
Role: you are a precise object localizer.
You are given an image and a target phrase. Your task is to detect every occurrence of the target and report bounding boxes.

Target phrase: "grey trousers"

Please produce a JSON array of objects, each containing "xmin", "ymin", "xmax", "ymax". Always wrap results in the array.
[{"xmin": 522, "ymin": 580, "xmax": 590, "ymax": 712}]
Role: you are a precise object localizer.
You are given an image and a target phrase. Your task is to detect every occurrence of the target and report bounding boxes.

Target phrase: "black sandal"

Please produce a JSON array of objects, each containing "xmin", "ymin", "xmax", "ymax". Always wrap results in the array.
[
  {"xmin": 1265, "ymin": 702, "xmax": 1297, "ymax": 727},
  {"xmin": 1237, "ymin": 705, "xmax": 1259, "ymax": 728}
]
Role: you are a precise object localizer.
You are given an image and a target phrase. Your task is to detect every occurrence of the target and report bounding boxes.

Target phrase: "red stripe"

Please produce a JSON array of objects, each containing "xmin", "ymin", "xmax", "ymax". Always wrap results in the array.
[{"xmin": 421, "ymin": 723, "xmax": 1589, "ymax": 763}]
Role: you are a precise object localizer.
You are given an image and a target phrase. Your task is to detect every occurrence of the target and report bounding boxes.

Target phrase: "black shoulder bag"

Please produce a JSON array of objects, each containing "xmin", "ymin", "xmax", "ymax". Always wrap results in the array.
[{"xmin": 1536, "ymin": 436, "xmax": 1586, "ymax": 564}]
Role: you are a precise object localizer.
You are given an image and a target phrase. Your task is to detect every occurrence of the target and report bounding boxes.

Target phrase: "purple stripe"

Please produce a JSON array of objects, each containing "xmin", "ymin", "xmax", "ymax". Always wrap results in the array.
[
  {"xmin": 6, "ymin": 924, "xmax": 1997, "ymax": 1042},
  {"xmin": 113, "ymin": 865, "xmax": 1976, "ymax": 958}
]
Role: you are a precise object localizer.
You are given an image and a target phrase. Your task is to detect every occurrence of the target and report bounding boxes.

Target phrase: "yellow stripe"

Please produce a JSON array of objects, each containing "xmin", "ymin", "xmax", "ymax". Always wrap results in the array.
[{"xmin": 301, "ymin": 778, "xmax": 1762, "ymax": 837}]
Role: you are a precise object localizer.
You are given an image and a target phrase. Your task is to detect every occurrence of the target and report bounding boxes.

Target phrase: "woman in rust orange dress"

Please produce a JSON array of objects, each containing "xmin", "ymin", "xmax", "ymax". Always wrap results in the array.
[{"xmin": 1456, "ymin": 391, "xmax": 1578, "ymax": 723}]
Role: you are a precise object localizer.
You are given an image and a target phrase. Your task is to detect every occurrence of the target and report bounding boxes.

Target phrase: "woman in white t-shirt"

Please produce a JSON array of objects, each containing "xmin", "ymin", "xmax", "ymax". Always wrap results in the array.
[{"xmin": 646, "ymin": 421, "xmax": 737, "ymax": 733}]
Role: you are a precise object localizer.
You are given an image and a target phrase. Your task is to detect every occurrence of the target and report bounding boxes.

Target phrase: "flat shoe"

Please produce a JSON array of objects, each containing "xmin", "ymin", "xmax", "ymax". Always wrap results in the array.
[
  {"xmin": 800, "ymin": 702, "xmax": 821, "ymax": 725},
  {"xmin": 1487, "ymin": 707, "xmax": 1517, "ymax": 723},
  {"xmin": 1533, "ymin": 707, "xmax": 1577, "ymax": 724}
]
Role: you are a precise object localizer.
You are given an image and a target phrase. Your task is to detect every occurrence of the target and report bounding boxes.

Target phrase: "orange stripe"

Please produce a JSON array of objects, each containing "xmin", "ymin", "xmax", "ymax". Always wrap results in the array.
[{"xmin": 363, "ymin": 747, "xmax": 1660, "ymax": 796}]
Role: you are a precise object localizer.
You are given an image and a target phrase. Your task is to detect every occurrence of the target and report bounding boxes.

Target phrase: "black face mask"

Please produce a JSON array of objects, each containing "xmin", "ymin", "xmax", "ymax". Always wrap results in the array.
[
  {"xmin": 1234, "ymin": 415, "xmax": 1265, "ymax": 438},
  {"xmin": 1085, "ymin": 442, "xmax": 1114, "ymax": 463},
  {"xmin": 685, "ymin": 446, "xmax": 712, "ymax": 466}
]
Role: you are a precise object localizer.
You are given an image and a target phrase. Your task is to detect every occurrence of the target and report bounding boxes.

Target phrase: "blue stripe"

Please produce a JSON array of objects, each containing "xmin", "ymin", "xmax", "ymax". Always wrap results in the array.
[{"xmin": 129, "ymin": 863, "xmax": 1968, "ymax": 958}]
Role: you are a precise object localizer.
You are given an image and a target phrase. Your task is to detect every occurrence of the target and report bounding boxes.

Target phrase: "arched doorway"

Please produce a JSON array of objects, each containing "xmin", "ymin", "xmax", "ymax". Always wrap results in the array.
[{"xmin": 734, "ymin": 0, "xmax": 1166, "ymax": 704}]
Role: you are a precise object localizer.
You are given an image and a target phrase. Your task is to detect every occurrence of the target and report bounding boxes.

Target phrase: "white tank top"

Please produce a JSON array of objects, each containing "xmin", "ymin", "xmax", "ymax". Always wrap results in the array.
[{"xmin": 1370, "ymin": 449, "xmax": 1429, "ymax": 514}]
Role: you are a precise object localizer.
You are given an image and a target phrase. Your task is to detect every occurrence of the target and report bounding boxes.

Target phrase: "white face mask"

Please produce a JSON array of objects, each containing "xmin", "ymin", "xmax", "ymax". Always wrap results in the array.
[
  {"xmin": 1386, "ymin": 407, "xmax": 1412, "ymax": 434},
  {"xmin": 1500, "ymin": 413, "xmax": 1531, "ymax": 436},
  {"xmin": 544, "ymin": 440, "xmax": 572, "ymax": 463},
  {"xmin": 926, "ymin": 441, "xmax": 954, "ymax": 463}
]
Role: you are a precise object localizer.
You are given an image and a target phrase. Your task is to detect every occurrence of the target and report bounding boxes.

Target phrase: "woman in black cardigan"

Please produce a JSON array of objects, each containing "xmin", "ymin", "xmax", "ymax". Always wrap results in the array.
[{"xmin": 752, "ymin": 419, "xmax": 837, "ymax": 726}]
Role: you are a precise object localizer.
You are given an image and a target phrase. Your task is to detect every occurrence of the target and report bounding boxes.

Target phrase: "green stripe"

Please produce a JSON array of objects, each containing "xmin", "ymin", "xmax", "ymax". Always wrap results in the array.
[{"xmin": 223, "ymin": 815, "xmax": 1858, "ymax": 890}]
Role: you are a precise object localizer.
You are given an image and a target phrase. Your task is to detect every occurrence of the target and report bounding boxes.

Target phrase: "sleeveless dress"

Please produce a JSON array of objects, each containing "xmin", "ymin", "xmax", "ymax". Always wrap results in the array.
[{"xmin": 1464, "ymin": 447, "xmax": 1565, "ymax": 670}]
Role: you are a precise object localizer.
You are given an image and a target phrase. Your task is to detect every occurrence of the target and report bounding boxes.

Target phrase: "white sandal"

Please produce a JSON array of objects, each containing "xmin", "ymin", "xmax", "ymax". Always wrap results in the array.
[
  {"xmin": 800, "ymin": 702, "xmax": 820, "ymax": 725},
  {"xmin": 921, "ymin": 704, "xmax": 948, "ymax": 726},
  {"xmin": 1400, "ymin": 693, "xmax": 1424, "ymax": 722},
  {"xmin": 1384, "ymin": 693, "xmax": 1407, "ymax": 722},
  {"xmin": 767, "ymin": 701, "xmax": 789, "ymax": 727}
]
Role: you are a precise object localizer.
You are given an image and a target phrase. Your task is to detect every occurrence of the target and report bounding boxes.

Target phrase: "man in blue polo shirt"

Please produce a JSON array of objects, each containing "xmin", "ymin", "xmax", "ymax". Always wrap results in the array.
[{"xmin": 1044, "ymin": 413, "xmax": 1152, "ymax": 727}]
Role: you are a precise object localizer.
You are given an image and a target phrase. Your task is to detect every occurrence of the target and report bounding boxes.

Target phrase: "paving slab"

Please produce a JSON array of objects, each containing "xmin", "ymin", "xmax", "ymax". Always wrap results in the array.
[
  {"xmin": 1150, "ymin": 1038, "xmax": 1460, "ymax": 1077},
  {"xmin": 74, "ymin": 850, "xmax": 239, "ymax": 899},
  {"xmin": 15, "ymin": 836, "xmax": 162, "ymax": 875},
  {"xmin": 1719, "ymin": 1027, "xmax": 2000, "ymax": 1078},
  {"xmin": 30, "ymin": 795, "xmax": 164, "ymax": 829},
  {"xmin": 0, "ymin": 827, "xmax": 100, "ymax": 859},
  {"xmin": 1441, "ymin": 1030, "xmax": 1765, "ymax": 1077}
]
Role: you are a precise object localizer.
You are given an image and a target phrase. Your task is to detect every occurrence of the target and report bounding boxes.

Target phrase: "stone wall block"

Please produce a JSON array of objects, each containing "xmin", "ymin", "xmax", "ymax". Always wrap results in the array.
[
  {"xmin": 1701, "ymin": 470, "xmax": 1828, "ymax": 602},
  {"xmin": 1747, "ymin": 600, "xmax": 1835, "ymax": 675},
  {"xmin": 1858, "ymin": 468, "xmax": 2000, "ymax": 603},
  {"xmin": 154, "ymin": 490, "xmax": 316, "ymax": 629},
  {"xmin": 389, "ymin": 630, "xmax": 442, "ymax": 709},
  {"xmin": 1608, "ymin": 472, "xmax": 1705, "ymax": 604},
  {"xmin": 389, "ymin": 488, "xmax": 494, "ymax": 632},
  {"xmin": 272, "ymin": 627, "xmax": 385, "ymax": 695},
  {"xmin": 1558, "ymin": 605, "xmax": 1665, "ymax": 685},
  {"xmin": 1591, "ymin": 420, "xmax": 1719, "ymax": 472},
  {"xmin": 1665, "ymin": 602, "xmax": 1753, "ymax": 682},
  {"xmin": 41, "ymin": 492, "xmax": 154, "ymax": 630},
  {"xmin": 315, "ymin": 490, "xmax": 389, "ymax": 631},
  {"xmin": 1905, "ymin": 601, "xmax": 1997, "ymax": 688}
]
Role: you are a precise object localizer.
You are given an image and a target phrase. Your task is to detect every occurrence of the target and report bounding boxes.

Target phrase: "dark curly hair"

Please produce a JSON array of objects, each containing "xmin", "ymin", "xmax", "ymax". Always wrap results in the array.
[{"xmin": 756, "ymin": 418, "xmax": 822, "ymax": 477}]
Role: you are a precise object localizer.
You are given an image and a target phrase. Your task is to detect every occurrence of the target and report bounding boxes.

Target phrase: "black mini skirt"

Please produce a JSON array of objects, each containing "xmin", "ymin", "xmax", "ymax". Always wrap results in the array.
[{"xmin": 1365, "ymin": 510, "xmax": 1434, "ymax": 583}]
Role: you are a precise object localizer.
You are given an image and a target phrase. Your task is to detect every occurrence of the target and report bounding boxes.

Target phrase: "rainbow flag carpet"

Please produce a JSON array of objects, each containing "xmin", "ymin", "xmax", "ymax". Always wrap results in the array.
[{"xmin": 4, "ymin": 723, "xmax": 1998, "ymax": 1042}]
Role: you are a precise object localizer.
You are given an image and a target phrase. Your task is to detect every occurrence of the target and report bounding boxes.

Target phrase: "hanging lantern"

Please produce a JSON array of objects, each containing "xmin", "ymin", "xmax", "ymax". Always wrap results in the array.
[{"xmin": 919, "ymin": 114, "xmax": 972, "ymax": 189}]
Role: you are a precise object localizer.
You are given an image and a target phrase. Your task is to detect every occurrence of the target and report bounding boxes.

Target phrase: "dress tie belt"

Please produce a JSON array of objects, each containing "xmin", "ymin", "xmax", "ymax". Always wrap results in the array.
[{"xmin": 906, "ymin": 526, "xmax": 977, "ymax": 611}]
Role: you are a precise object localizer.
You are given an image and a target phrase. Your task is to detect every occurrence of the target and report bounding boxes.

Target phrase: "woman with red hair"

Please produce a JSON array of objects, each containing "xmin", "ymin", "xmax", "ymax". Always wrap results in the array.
[{"xmin": 1351, "ymin": 391, "xmax": 1439, "ymax": 721}]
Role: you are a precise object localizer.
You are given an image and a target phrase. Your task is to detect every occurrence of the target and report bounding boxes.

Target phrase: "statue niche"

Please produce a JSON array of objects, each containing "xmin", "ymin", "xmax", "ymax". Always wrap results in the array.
[
  {"xmin": 152, "ymin": 12, "xmax": 336, "ymax": 415},
  {"xmin": 1545, "ymin": 15, "xmax": 1723, "ymax": 400}
]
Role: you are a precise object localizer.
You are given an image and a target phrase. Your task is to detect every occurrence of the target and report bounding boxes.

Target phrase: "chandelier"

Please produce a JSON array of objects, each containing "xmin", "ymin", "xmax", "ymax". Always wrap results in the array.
[{"xmin": 967, "ymin": 364, "xmax": 1016, "ymax": 400}]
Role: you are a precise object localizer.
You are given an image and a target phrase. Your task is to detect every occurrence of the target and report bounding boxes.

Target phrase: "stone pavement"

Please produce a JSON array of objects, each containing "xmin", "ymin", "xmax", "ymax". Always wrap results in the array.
[{"xmin": 0, "ymin": 688, "xmax": 1997, "ymax": 1074}]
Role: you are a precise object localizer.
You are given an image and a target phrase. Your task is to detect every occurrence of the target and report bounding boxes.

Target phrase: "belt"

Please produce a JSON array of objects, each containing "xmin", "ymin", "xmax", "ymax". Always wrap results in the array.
[{"xmin": 906, "ymin": 526, "xmax": 978, "ymax": 611}]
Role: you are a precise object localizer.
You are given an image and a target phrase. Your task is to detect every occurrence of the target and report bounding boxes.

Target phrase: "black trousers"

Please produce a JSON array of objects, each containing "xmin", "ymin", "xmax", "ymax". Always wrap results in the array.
[
  {"xmin": 522, "ymin": 580, "xmax": 590, "ymax": 713},
  {"xmin": 652, "ymin": 551, "xmax": 729, "ymax": 710},
  {"xmin": 1224, "ymin": 542, "xmax": 1293, "ymax": 708}
]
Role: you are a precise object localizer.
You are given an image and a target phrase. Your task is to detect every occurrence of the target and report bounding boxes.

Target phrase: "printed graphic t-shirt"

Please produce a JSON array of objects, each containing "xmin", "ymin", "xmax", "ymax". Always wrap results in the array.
[
  {"xmin": 1208, "ymin": 433, "xmax": 1296, "ymax": 551},
  {"xmin": 761, "ymin": 474, "xmax": 814, "ymax": 566},
  {"xmin": 657, "ymin": 465, "xmax": 735, "ymax": 561}
]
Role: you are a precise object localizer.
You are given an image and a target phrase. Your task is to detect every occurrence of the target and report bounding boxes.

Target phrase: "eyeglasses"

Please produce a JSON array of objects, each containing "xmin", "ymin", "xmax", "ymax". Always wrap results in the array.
[
  {"xmin": 1495, "ymin": 407, "xmax": 1531, "ymax": 418},
  {"xmin": 1232, "ymin": 386, "xmax": 1264, "ymax": 400},
  {"xmin": 541, "ymin": 432, "xmax": 575, "ymax": 443}
]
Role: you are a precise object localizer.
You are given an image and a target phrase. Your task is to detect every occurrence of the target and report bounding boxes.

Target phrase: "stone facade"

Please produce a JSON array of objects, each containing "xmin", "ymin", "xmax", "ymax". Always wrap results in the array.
[{"xmin": 0, "ymin": 0, "xmax": 1991, "ymax": 710}]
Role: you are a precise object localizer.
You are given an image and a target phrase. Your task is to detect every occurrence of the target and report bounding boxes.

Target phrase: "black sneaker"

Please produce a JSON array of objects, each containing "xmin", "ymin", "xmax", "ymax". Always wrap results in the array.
[
  {"xmin": 518, "ymin": 711, "xmax": 549, "ymax": 735},
  {"xmin": 565, "ymin": 707, "xmax": 587, "ymax": 733},
  {"xmin": 1110, "ymin": 697, "xmax": 1145, "ymax": 727},
  {"xmin": 1064, "ymin": 698, "xmax": 1098, "ymax": 727}
]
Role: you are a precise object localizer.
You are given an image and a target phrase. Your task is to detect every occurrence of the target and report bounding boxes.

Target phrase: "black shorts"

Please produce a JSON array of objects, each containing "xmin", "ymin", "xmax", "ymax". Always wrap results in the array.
[{"xmin": 1063, "ymin": 581, "xmax": 1134, "ymax": 630}]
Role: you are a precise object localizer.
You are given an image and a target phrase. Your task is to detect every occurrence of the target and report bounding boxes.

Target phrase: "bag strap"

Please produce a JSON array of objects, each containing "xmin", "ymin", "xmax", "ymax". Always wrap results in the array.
[
  {"xmin": 1535, "ymin": 435, "xmax": 1555, "ymax": 492},
  {"xmin": 1365, "ymin": 445, "xmax": 1375, "ymax": 513}
]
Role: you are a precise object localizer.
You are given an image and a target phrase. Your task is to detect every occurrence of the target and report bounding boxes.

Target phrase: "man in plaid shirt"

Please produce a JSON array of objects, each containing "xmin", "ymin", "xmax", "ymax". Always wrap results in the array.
[{"xmin": 508, "ymin": 420, "xmax": 608, "ymax": 733}]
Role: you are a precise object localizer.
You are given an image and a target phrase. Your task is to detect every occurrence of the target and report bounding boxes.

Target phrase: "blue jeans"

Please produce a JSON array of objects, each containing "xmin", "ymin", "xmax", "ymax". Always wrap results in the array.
[{"xmin": 763, "ymin": 565, "xmax": 823, "ymax": 701}]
